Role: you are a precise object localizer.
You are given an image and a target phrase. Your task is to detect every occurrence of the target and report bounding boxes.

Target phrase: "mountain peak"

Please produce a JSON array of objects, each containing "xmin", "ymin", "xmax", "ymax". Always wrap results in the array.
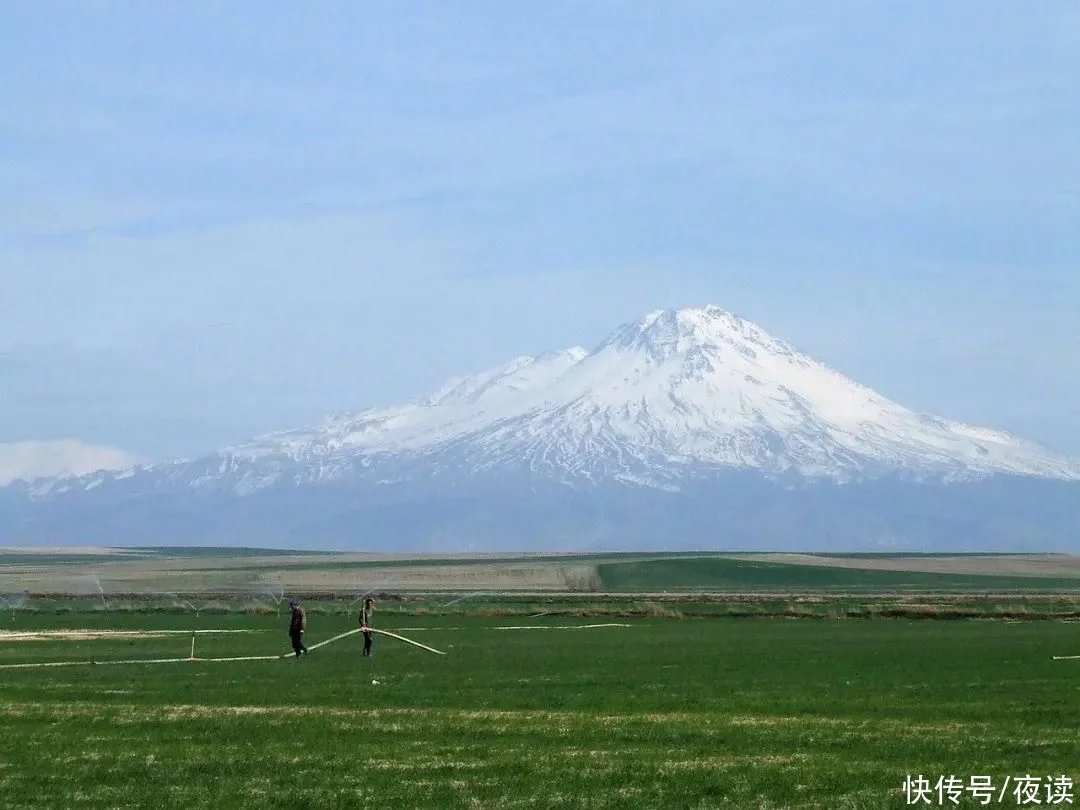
[
  {"xmin": 16, "ymin": 305, "xmax": 1080, "ymax": 505},
  {"xmin": 207, "ymin": 304, "xmax": 1079, "ymax": 485},
  {"xmin": 598, "ymin": 304, "xmax": 791, "ymax": 365},
  {"xmin": 636, "ymin": 305, "xmax": 740, "ymax": 334}
]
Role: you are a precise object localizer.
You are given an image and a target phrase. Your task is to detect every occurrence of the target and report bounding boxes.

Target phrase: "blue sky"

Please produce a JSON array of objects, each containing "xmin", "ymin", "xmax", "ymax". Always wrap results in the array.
[{"xmin": 1, "ymin": 1, "xmax": 1078, "ymax": 464}]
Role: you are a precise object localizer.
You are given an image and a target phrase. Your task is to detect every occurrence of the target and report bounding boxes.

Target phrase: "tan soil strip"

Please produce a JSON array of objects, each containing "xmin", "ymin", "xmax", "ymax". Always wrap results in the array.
[
  {"xmin": 0, "ymin": 562, "xmax": 603, "ymax": 593},
  {"xmin": 0, "ymin": 629, "xmax": 262, "ymax": 642}
]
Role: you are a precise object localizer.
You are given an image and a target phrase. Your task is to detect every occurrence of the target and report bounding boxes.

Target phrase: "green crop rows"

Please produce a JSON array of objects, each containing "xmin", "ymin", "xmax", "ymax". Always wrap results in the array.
[{"xmin": 595, "ymin": 556, "xmax": 1080, "ymax": 591}]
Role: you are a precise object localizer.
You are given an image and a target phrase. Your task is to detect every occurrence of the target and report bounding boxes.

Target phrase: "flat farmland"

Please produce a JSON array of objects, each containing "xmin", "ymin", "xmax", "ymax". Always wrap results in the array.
[
  {"xmin": 3, "ymin": 549, "xmax": 1080, "ymax": 596},
  {"xmin": 1, "ymin": 612, "xmax": 1078, "ymax": 808}
]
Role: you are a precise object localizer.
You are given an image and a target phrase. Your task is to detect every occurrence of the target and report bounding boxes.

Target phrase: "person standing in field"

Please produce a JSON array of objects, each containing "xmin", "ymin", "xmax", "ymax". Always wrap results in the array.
[
  {"xmin": 360, "ymin": 597, "xmax": 374, "ymax": 656},
  {"xmin": 288, "ymin": 599, "xmax": 309, "ymax": 657}
]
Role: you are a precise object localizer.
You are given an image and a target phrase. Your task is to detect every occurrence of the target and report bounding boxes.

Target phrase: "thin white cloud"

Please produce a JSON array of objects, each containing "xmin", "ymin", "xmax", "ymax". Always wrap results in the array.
[{"xmin": 0, "ymin": 440, "xmax": 144, "ymax": 486}]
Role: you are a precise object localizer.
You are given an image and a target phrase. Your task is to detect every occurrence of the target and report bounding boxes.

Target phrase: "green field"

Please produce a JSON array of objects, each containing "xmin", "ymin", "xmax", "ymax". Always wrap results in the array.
[
  {"xmin": 595, "ymin": 557, "xmax": 1080, "ymax": 592},
  {"xmin": 6, "ymin": 550, "xmax": 1080, "ymax": 599},
  {"xmin": 1, "ymin": 611, "xmax": 1078, "ymax": 808}
]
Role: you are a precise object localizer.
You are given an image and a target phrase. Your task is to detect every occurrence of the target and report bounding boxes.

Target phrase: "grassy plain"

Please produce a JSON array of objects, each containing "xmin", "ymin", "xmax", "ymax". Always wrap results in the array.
[
  {"xmin": 1, "ymin": 550, "xmax": 1078, "ymax": 807},
  {"xmin": 1, "ymin": 610, "xmax": 1079, "ymax": 809},
  {"xmin": 595, "ymin": 556, "xmax": 1080, "ymax": 592}
]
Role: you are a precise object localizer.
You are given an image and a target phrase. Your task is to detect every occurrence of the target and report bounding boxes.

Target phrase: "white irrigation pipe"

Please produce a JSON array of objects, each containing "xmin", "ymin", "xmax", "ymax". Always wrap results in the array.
[
  {"xmin": 0, "ymin": 656, "xmax": 203, "ymax": 670},
  {"xmin": 493, "ymin": 623, "xmax": 631, "ymax": 630},
  {"xmin": 0, "ymin": 660, "xmax": 113, "ymax": 670},
  {"xmin": 307, "ymin": 626, "xmax": 446, "ymax": 655},
  {"xmin": 304, "ymin": 624, "xmax": 631, "ymax": 634},
  {"xmin": 368, "ymin": 627, "xmax": 446, "ymax": 655},
  {"xmin": 0, "ymin": 653, "xmax": 300, "ymax": 669},
  {"xmin": 0, "ymin": 625, "xmax": 445, "ymax": 669},
  {"xmin": 0, "ymin": 620, "xmax": 628, "ymax": 669},
  {"xmin": 305, "ymin": 627, "xmax": 363, "ymax": 652},
  {"xmin": 347, "ymin": 581, "xmax": 395, "ymax": 615},
  {"xmin": 1052, "ymin": 655, "xmax": 1080, "ymax": 660},
  {"xmin": 164, "ymin": 629, "xmax": 263, "ymax": 638}
]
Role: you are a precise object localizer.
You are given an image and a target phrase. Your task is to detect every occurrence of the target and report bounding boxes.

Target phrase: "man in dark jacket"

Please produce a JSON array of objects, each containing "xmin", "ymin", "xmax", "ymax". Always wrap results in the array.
[
  {"xmin": 289, "ymin": 599, "xmax": 308, "ymax": 657},
  {"xmin": 360, "ymin": 597, "xmax": 374, "ymax": 656}
]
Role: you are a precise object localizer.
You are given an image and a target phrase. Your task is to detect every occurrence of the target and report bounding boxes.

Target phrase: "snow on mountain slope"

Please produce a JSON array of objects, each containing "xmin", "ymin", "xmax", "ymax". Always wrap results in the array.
[
  {"xmin": 0, "ymin": 440, "xmax": 144, "ymax": 486},
  {"xmin": 423, "ymin": 348, "xmax": 589, "ymax": 406},
  {"xmin": 201, "ymin": 305, "xmax": 1079, "ymax": 492}
]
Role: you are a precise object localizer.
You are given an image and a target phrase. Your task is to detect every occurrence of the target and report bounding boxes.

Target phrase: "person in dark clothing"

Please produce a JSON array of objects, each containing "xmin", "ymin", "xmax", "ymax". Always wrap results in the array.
[
  {"xmin": 288, "ymin": 599, "xmax": 308, "ymax": 657},
  {"xmin": 360, "ymin": 598, "xmax": 374, "ymax": 656}
]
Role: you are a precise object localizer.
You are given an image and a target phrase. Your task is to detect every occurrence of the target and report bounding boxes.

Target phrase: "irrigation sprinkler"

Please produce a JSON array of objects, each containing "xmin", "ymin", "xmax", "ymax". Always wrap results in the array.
[
  {"xmin": 82, "ymin": 573, "xmax": 109, "ymax": 610},
  {"xmin": 258, "ymin": 584, "xmax": 285, "ymax": 617},
  {"xmin": 347, "ymin": 582, "xmax": 394, "ymax": 616},
  {"xmin": 178, "ymin": 596, "xmax": 200, "ymax": 616},
  {"xmin": 440, "ymin": 591, "xmax": 484, "ymax": 609},
  {"xmin": 155, "ymin": 591, "xmax": 201, "ymax": 617},
  {"xmin": 0, "ymin": 592, "xmax": 28, "ymax": 621}
]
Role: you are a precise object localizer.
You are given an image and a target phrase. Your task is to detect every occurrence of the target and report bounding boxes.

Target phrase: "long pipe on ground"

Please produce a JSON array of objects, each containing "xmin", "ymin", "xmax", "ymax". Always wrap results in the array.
[
  {"xmin": 0, "ymin": 621, "xmax": 638, "ymax": 669},
  {"xmin": 368, "ymin": 627, "xmax": 446, "ymax": 655},
  {"xmin": 0, "ymin": 625, "xmax": 446, "ymax": 669}
]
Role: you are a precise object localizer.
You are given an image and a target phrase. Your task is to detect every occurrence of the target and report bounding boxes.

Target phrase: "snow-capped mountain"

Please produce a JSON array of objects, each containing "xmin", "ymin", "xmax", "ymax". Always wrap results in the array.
[
  {"xmin": 4, "ymin": 306, "xmax": 1079, "ymax": 551},
  {"xmin": 177, "ymin": 305, "xmax": 1077, "ymax": 488}
]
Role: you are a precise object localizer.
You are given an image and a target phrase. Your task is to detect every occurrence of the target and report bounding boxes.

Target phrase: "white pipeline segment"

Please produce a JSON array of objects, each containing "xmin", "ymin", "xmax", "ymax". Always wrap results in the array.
[
  {"xmin": 493, "ymin": 623, "xmax": 632, "ymax": 630},
  {"xmin": 1051, "ymin": 655, "xmax": 1080, "ymax": 660},
  {"xmin": 194, "ymin": 654, "xmax": 289, "ymax": 662},
  {"xmin": 0, "ymin": 656, "xmax": 198, "ymax": 669},
  {"xmin": 305, "ymin": 627, "xmax": 363, "ymax": 652},
  {"xmin": 0, "ymin": 660, "xmax": 106, "ymax": 669},
  {"xmin": 368, "ymin": 627, "xmax": 446, "ymax": 655},
  {"xmin": 0, "ymin": 625, "xmax": 446, "ymax": 668},
  {"xmin": 310, "ymin": 625, "xmax": 447, "ymax": 654},
  {"xmin": 0, "ymin": 652, "xmax": 288, "ymax": 669}
]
